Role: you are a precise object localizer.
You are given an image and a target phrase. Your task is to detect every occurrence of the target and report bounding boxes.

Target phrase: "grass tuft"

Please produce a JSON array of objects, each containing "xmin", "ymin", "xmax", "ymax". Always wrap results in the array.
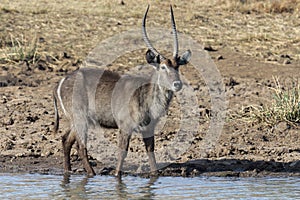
[
  {"xmin": 232, "ymin": 77, "xmax": 300, "ymax": 126},
  {"xmin": 0, "ymin": 34, "xmax": 40, "ymax": 64}
]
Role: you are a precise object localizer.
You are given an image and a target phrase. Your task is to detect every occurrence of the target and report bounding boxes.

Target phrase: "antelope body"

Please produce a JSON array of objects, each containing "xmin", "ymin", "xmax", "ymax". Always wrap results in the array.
[{"xmin": 53, "ymin": 5, "xmax": 191, "ymax": 177}]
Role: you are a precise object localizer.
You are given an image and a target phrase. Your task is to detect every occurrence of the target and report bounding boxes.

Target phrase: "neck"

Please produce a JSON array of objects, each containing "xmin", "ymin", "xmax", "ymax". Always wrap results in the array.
[{"xmin": 148, "ymin": 73, "xmax": 174, "ymax": 119}]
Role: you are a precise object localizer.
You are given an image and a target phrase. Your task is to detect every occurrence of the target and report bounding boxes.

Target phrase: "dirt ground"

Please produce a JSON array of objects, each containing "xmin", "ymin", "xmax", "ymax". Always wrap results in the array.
[{"xmin": 0, "ymin": 0, "xmax": 299, "ymax": 177}]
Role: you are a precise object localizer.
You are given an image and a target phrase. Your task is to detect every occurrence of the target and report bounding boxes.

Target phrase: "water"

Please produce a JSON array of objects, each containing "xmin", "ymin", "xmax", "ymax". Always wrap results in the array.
[{"xmin": 1, "ymin": 173, "xmax": 300, "ymax": 199}]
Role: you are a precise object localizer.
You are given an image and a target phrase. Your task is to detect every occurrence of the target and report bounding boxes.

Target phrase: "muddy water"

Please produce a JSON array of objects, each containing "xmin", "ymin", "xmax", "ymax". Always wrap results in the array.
[{"xmin": 1, "ymin": 173, "xmax": 299, "ymax": 199}]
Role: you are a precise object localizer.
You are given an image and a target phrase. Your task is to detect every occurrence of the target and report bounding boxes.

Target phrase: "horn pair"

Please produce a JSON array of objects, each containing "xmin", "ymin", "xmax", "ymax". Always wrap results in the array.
[{"xmin": 142, "ymin": 5, "xmax": 179, "ymax": 61}]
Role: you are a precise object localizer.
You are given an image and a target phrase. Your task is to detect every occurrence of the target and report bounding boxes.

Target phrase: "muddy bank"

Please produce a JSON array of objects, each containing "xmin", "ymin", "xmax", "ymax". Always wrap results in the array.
[
  {"xmin": 1, "ymin": 155, "xmax": 300, "ymax": 178},
  {"xmin": 1, "ymin": 47, "xmax": 299, "ymax": 178}
]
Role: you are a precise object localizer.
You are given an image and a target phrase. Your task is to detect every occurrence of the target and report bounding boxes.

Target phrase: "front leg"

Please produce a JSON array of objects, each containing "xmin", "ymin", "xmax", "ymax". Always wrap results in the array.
[
  {"xmin": 115, "ymin": 132, "xmax": 131, "ymax": 177},
  {"xmin": 142, "ymin": 134, "xmax": 158, "ymax": 176}
]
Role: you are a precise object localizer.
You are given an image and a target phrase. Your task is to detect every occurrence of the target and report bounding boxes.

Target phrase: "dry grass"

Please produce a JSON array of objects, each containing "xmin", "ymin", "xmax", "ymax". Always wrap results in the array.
[
  {"xmin": 0, "ymin": 34, "xmax": 40, "ymax": 64},
  {"xmin": 220, "ymin": 0, "xmax": 300, "ymax": 14},
  {"xmin": 232, "ymin": 77, "xmax": 300, "ymax": 126},
  {"xmin": 0, "ymin": 0, "xmax": 299, "ymax": 65},
  {"xmin": 184, "ymin": 0, "xmax": 300, "ymax": 64}
]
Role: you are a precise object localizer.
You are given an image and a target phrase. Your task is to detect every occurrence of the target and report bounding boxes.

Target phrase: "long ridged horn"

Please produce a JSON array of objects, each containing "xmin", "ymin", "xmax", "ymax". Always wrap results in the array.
[
  {"xmin": 170, "ymin": 5, "xmax": 178, "ymax": 59},
  {"xmin": 142, "ymin": 5, "xmax": 165, "ymax": 60}
]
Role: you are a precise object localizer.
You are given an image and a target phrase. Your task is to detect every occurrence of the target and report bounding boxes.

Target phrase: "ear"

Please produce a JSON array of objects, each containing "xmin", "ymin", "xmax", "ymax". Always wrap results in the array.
[
  {"xmin": 178, "ymin": 49, "xmax": 192, "ymax": 65},
  {"xmin": 146, "ymin": 49, "xmax": 160, "ymax": 67}
]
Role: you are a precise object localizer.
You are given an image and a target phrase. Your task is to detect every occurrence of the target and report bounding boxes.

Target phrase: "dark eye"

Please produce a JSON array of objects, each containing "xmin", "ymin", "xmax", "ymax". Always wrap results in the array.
[{"xmin": 161, "ymin": 66, "xmax": 166, "ymax": 70}]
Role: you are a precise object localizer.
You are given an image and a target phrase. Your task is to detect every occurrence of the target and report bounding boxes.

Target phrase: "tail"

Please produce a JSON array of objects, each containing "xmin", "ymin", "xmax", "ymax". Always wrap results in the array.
[{"xmin": 53, "ymin": 90, "xmax": 59, "ymax": 134}]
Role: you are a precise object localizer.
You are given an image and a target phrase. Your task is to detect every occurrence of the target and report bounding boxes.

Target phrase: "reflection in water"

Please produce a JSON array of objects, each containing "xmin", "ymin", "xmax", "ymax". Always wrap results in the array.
[
  {"xmin": 59, "ymin": 174, "xmax": 158, "ymax": 199},
  {"xmin": 138, "ymin": 176, "xmax": 158, "ymax": 199},
  {"xmin": 116, "ymin": 177, "xmax": 128, "ymax": 199},
  {"xmin": 1, "ymin": 174, "xmax": 300, "ymax": 199},
  {"xmin": 60, "ymin": 174, "xmax": 89, "ymax": 200},
  {"xmin": 116, "ymin": 176, "xmax": 158, "ymax": 199}
]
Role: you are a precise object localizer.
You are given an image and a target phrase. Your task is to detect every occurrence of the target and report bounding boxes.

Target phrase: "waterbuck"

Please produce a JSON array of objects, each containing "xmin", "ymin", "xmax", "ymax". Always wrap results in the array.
[{"xmin": 53, "ymin": 5, "xmax": 191, "ymax": 177}]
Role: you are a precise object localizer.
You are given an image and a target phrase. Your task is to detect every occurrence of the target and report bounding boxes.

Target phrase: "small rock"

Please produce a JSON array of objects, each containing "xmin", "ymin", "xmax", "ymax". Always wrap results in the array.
[
  {"xmin": 226, "ymin": 77, "xmax": 239, "ymax": 87},
  {"xmin": 37, "ymin": 64, "xmax": 46, "ymax": 71},
  {"xmin": 262, "ymin": 135, "xmax": 269, "ymax": 142},
  {"xmin": 26, "ymin": 115, "xmax": 39, "ymax": 123},
  {"xmin": 2, "ymin": 96, "xmax": 7, "ymax": 103},
  {"xmin": 217, "ymin": 55, "xmax": 224, "ymax": 60},
  {"xmin": 41, "ymin": 151, "xmax": 52, "ymax": 157},
  {"xmin": 33, "ymin": 160, "xmax": 39, "ymax": 164},
  {"xmin": 15, "ymin": 153, "xmax": 26, "ymax": 157},
  {"xmin": 280, "ymin": 54, "xmax": 291, "ymax": 59},
  {"xmin": 181, "ymin": 167, "xmax": 187, "ymax": 177},
  {"xmin": 76, "ymin": 168, "xmax": 85, "ymax": 173},
  {"xmin": 39, "ymin": 37, "xmax": 45, "ymax": 43},
  {"xmin": 190, "ymin": 169, "xmax": 200, "ymax": 176},
  {"xmin": 100, "ymin": 167, "xmax": 114, "ymax": 175},
  {"xmin": 4, "ymin": 140, "xmax": 14, "ymax": 150},
  {"xmin": 4, "ymin": 117, "xmax": 14, "ymax": 125},
  {"xmin": 204, "ymin": 45, "xmax": 217, "ymax": 52},
  {"xmin": 283, "ymin": 59, "xmax": 291, "ymax": 65},
  {"xmin": 63, "ymin": 52, "xmax": 71, "ymax": 59},
  {"xmin": 275, "ymin": 122, "xmax": 288, "ymax": 132},
  {"xmin": 40, "ymin": 135, "xmax": 47, "ymax": 141},
  {"xmin": 266, "ymin": 55, "xmax": 277, "ymax": 62}
]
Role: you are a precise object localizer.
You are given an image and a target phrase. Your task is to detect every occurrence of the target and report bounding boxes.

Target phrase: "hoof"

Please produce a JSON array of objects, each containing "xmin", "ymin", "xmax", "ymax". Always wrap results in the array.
[
  {"xmin": 87, "ymin": 173, "xmax": 96, "ymax": 178},
  {"xmin": 87, "ymin": 170, "xmax": 96, "ymax": 177},
  {"xmin": 64, "ymin": 170, "xmax": 72, "ymax": 175},
  {"xmin": 114, "ymin": 170, "xmax": 122, "ymax": 177},
  {"xmin": 150, "ymin": 170, "xmax": 159, "ymax": 177}
]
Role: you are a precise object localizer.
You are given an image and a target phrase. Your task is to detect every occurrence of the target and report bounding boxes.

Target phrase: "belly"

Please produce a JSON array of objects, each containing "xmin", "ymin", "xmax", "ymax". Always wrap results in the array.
[{"xmin": 93, "ymin": 72, "xmax": 120, "ymax": 128}]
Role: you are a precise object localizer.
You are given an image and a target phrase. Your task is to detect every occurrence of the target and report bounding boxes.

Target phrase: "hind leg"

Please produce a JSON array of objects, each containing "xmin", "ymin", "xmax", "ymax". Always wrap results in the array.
[
  {"xmin": 62, "ymin": 129, "xmax": 76, "ymax": 173},
  {"xmin": 77, "ymin": 141, "xmax": 96, "ymax": 177}
]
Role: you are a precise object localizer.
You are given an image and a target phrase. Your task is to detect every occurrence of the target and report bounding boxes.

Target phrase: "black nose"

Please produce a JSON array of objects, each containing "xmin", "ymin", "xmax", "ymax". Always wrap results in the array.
[{"xmin": 173, "ymin": 81, "xmax": 182, "ymax": 91}]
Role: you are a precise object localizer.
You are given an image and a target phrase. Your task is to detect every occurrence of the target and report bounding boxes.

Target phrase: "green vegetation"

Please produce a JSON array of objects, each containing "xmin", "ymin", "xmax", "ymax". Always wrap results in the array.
[
  {"xmin": 0, "ymin": 35, "xmax": 40, "ymax": 64},
  {"xmin": 234, "ymin": 77, "xmax": 300, "ymax": 126}
]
